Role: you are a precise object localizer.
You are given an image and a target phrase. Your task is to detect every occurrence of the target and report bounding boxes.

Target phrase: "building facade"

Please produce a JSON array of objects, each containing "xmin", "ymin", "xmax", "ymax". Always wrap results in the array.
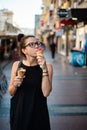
[
  {"xmin": 35, "ymin": 0, "xmax": 87, "ymax": 56},
  {"xmin": 0, "ymin": 9, "xmax": 21, "ymax": 60}
]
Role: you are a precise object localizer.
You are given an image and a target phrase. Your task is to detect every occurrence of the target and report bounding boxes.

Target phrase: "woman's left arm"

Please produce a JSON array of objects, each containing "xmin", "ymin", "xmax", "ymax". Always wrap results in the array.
[
  {"xmin": 37, "ymin": 52, "xmax": 53, "ymax": 97},
  {"xmin": 41, "ymin": 64, "xmax": 53, "ymax": 97}
]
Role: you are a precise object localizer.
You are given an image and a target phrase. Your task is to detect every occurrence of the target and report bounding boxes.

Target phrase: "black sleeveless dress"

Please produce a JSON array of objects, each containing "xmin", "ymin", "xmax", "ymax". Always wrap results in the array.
[{"xmin": 10, "ymin": 62, "xmax": 51, "ymax": 130}]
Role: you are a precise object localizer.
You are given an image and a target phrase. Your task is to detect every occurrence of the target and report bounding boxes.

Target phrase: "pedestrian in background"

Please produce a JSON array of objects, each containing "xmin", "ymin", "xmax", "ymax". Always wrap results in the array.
[
  {"xmin": 8, "ymin": 35, "xmax": 53, "ymax": 130},
  {"xmin": 50, "ymin": 37, "xmax": 56, "ymax": 59},
  {"xmin": 47, "ymin": 31, "xmax": 56, "ymax": 59}
]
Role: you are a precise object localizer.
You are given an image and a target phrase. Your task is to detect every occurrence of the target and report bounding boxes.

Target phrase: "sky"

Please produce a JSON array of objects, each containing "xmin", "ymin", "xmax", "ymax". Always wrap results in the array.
[{"xmin": 0, "ymin": 0, "xmax": 42, "ymax": 28}]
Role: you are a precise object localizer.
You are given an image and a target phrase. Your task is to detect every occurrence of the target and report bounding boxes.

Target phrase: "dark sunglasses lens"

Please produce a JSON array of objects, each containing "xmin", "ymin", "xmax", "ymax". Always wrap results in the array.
[
  {"xmin": 24, "ymin": 42, "xmax": 41, "ymax": 48},
  {"xmin": 34, "ymin": 42, "xmax": 38, "ymax": 45},
  {"xmin": 30, "ymin": 43, "xmax": 34, "ymax": 46}
]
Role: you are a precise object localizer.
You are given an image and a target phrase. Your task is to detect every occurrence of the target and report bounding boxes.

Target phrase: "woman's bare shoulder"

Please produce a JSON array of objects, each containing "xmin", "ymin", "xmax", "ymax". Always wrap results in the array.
[
  {"xmin": 12, "ymin": 61, "xmax": 20, "ymax": 72},
  {"xmin": 12, "ymin": 61, "xmax": 20, "ymax": 67},
  {"xmin": 10, "ymin": 61, "xmax": 20, "ymax": 76}
]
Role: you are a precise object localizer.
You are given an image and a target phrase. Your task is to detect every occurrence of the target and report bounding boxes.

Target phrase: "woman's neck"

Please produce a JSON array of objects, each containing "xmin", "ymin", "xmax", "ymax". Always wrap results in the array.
[{"xmin": 23, "ymin": 57, "xmax": 38, "ymax": 66}]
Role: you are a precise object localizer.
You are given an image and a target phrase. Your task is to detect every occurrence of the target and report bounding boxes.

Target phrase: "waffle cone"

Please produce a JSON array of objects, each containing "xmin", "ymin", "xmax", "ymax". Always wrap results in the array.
[
  {"xmin": 36, "ymin": 48, "xmax": 43, "ymax": 55},
  {"xmin": 18, "ymin": 68, "xmax": 26, "ymax": 77}
]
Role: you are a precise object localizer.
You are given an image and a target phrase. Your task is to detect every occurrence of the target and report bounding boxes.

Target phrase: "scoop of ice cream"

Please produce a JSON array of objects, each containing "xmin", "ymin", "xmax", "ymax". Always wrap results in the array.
[
  {"xmin": 17, "ymin": 68, "xmax": 26, "ymax": 77},
  {"xmin": 36, "ymin": 48, "xmax": 43, "ymax": 55}
]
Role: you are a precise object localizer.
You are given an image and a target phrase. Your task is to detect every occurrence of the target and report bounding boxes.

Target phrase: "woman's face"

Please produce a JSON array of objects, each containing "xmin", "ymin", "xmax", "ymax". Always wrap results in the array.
[{"xmin": 22, "ymin": 37, "xmax": 40, "ymax": 57}]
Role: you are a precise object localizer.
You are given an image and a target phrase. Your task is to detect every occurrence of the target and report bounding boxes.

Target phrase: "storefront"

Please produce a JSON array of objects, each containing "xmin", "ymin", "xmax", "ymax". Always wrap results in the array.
[
  {"xmin": 0, "ymin": 35, "xmax": 17, "ymax": 60},
  {"xmin": 56, "ymin": 8, "xmax": 87, "ymax": 56},
  {"xmin": 58, "ymin": 33, "xmax": 66, "ymax": 56},
  {"xmin": 68, "ymin": 8, "xmax": 87, "ymax": 51},
  {"xmin": 57, "ymin": 19, "xmax": 77, "ymax": 56}
]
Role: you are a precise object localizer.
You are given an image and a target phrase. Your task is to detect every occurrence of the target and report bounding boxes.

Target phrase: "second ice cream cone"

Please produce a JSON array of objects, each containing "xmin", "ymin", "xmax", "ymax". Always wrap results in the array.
[{"xmin": 18, "ymin": 68, "xmax": 26, "ymax": 77}]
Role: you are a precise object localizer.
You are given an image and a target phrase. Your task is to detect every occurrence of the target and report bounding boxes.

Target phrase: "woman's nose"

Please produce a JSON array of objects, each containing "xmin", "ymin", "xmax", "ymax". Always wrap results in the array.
[{"xmin": 35, "ymin": 44, "xmax": 39, "ymax": 48}]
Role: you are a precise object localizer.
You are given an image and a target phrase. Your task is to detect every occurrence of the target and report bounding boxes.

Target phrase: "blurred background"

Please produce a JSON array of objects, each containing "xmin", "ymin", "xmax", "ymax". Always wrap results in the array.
[
  {"xmin": 1, "ymin": 0, "xmax": 87, "ymax": 130},
  {"xmin": 0, "ymin": 0, "xmax": 87, "ymax": 62}
]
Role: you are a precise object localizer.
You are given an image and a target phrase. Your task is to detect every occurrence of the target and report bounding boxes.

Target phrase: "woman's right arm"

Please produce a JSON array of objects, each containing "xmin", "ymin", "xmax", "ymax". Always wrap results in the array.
[{"xmin": 8, "ymin": 61, "xmax": 19, "ymax": 96}]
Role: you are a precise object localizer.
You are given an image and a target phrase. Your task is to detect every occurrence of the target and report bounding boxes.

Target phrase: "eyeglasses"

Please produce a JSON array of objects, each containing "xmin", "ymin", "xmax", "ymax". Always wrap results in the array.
[{"xmin": 23, "ymin": 42, "xmax": 41, "ymax": 48}]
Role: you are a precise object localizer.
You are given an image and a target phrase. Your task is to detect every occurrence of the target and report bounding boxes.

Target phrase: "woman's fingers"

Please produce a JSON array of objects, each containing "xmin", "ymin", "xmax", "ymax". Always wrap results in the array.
[{"xmin": 14, "ymin": 76, "xmax": 24, "ymax": 87}]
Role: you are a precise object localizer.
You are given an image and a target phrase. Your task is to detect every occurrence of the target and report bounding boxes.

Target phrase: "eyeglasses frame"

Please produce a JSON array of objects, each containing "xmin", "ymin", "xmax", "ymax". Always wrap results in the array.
[{"xmin": 22, "ymin": 42, "xmax": 41, "ymax": 48}]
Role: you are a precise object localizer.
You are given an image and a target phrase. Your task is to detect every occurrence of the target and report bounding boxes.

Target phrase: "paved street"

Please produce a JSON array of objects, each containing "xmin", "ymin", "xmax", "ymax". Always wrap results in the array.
[{"xmin": 0, "ymin": 50, "xmax": 87, "ymax": 130}]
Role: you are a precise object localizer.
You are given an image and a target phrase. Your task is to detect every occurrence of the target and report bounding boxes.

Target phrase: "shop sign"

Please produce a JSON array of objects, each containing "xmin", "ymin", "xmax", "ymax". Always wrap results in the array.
[{"xmin": 57, "ymin": 9, "xmax": 68, "ymax": 18}]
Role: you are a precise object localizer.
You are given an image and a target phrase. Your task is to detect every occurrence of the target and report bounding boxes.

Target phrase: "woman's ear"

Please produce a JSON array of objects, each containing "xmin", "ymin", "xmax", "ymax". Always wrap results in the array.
[{"xmin": 22, "ymin": 48, "xmax": 26, "ymax": 55}]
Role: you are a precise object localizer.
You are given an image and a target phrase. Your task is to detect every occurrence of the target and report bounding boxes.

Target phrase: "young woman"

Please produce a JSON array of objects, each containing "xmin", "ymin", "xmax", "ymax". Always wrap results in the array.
[{"xmin": 8, "ymin": 35, "xmax": 53, "ymax": 130}]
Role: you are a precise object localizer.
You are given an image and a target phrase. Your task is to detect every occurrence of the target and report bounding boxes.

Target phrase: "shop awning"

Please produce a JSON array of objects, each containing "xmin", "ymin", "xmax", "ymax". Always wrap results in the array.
[
  {"xmin": 60, "ymin": 19, "xmax": 77, "ymax": 25},
  {"xmin": 68, "ymin": 8, "xmax": 87, "ymax": 21}
]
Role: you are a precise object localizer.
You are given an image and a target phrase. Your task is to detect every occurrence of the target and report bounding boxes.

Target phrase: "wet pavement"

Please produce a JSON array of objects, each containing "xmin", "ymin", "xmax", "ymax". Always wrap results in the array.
[{"xmin": 0, "ymin": 50, "xmax": 87, "ymax": 130}]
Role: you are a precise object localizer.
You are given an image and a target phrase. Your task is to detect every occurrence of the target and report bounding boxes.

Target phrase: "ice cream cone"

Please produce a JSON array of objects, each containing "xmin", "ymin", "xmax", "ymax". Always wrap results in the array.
[
  {"xmin": 36, "ymin": 48, "xmax": 43, "ymax": 68},
  {"xmin": 36, "ymin": 48, "xmax": 43, "ymax": 55},
  {"xmin": 18, "ymin": 68, "xmax": 26, "ymax": 77}
]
